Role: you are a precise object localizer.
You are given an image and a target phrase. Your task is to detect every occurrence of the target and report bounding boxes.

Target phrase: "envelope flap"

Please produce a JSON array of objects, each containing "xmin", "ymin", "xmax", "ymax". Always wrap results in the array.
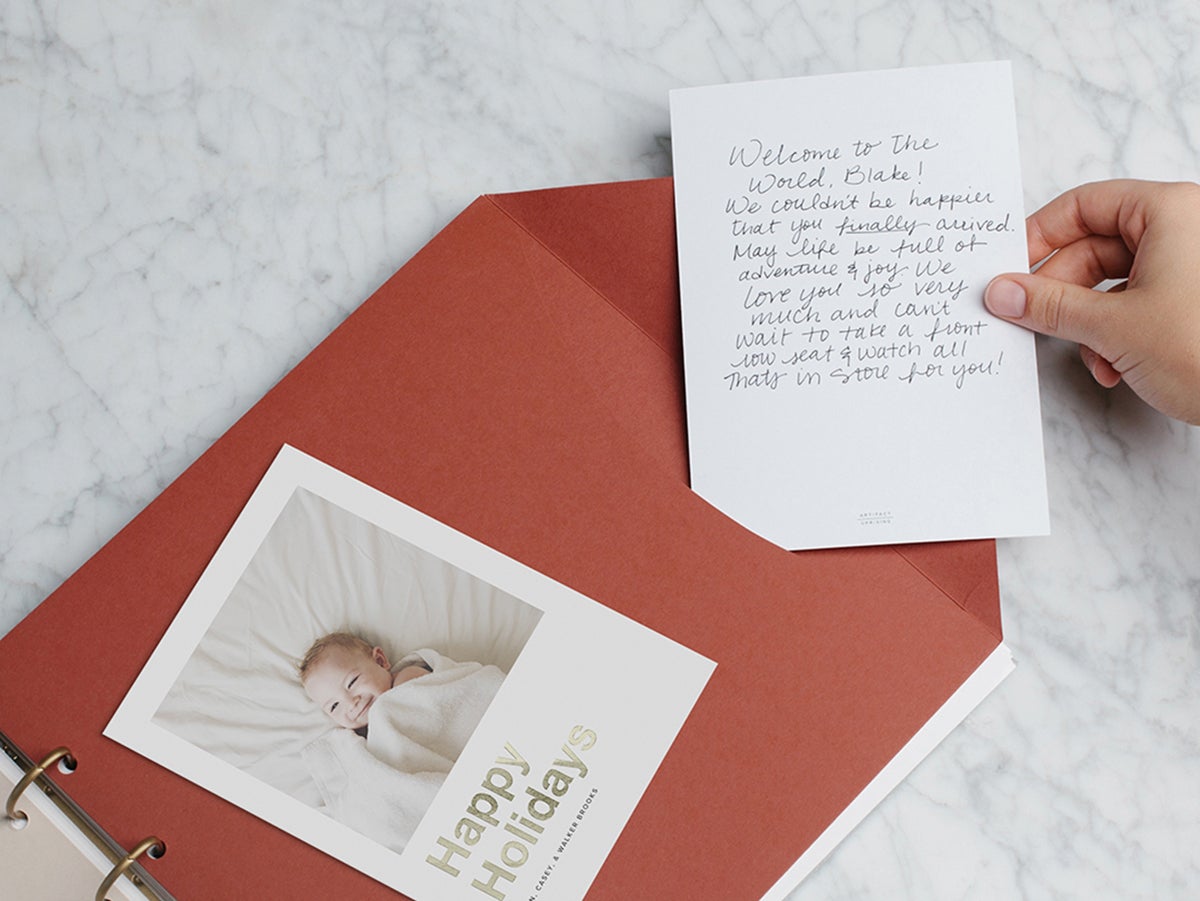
[
  {"xmin": 491, "ymin": 179, "xmax": 1003, "ymax": 641},
  {"xmin": 893, "ymin": 541, "xmax": 1003, "ymax": 639},
  {"xmin": 487, "ymin": 178, "xmax": 680, "ymax": 355}
]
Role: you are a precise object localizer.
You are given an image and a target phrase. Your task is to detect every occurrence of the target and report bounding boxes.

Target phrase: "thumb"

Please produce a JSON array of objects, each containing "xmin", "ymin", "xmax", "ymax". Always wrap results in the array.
[{"xmin": 984, "ymin": 273, "xmax": 1117, "ymax": 350}]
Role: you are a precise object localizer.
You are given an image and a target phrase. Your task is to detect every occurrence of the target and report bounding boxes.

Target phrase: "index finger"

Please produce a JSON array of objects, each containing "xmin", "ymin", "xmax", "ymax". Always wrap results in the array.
[{"xmin": 1025, "ymin": 178, "xmax": 1162, "ymax": 266}]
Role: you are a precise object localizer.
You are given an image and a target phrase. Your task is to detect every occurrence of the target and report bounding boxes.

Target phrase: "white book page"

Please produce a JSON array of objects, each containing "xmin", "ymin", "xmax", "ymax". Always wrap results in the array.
[{"xmin": 671, "ymin": 62, "xmax": 1048, "ymax": 549}]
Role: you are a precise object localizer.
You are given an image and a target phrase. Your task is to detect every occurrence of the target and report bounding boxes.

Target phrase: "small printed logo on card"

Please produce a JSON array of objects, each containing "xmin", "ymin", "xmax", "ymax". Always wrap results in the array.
[{"xmin": 858, "ymin": 510, "xmax": 893, "ymax": 526}]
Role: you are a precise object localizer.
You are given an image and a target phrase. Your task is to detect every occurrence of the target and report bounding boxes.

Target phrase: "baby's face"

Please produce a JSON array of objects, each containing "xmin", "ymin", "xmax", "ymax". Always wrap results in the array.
[{"xmin": 303, "ymin": 644, "xmax": 393, "ymax": 730}]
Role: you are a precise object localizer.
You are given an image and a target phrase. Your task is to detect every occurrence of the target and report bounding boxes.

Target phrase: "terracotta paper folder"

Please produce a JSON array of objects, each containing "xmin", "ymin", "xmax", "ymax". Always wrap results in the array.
[{"xmin": 0, "ymin": 178, "xmax": 1005, "ymax": 899}]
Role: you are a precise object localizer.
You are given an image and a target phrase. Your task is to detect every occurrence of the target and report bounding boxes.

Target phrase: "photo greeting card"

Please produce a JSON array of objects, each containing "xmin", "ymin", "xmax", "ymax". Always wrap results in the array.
[
  {"xmin": 671, "ymin": 61, "xmax": 1049, "ymax": 549},
  {"xmin": 106, "ymin": 445, "xmax": 714, "ymax": 901}
]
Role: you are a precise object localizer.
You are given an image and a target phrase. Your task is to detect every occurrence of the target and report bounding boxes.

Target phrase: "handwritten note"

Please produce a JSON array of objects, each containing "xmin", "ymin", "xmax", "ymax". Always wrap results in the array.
[{"xmin": 671, "ymin": 62, "xmax": 1048, "ymax": 549}]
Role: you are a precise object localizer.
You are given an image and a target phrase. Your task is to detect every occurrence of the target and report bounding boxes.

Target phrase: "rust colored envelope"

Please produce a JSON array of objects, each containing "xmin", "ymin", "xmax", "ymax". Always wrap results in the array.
[{"xmin": 0, "ymin": 178, "xmax": 1006, "ymax": 899}]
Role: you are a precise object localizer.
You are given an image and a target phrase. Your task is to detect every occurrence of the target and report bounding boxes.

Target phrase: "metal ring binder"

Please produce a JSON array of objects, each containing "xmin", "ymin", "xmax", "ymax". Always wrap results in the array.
[
  {"xmin": 96, "ymin": 835, "xmax": 166, "ymax": 901},
  {"xmin": 4, "ymin": 745, "xmax": 76, "ymax": 826},
  {"xmin": 1, "ymin": 731, "xmax": 174, "ymax": 899}
]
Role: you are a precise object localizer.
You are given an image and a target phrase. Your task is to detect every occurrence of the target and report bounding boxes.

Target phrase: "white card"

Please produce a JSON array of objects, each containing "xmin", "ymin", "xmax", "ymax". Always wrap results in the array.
[
  {"xmin": 671, "ymin": 62, "xmax": 1048, "ymax": 549},
  {"xmin": 105, "ymin": 445, "xmax": 713, "ymax": 900}
]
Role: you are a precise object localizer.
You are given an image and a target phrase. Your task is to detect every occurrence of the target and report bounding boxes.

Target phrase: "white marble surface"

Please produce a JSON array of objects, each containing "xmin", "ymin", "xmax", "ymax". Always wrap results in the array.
[{"xmin": 2, "ymin": 1, "xmax": 1197, "ymax": 898}]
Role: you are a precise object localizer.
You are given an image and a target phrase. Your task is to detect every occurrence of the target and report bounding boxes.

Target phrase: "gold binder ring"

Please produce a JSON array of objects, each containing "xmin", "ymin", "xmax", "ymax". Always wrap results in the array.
[
  {"xmin": 4, "ymin": 745, "xmax": 77, "ymax": 827},
  {"xmin": 96, "ymin": 835, "xmax": 166, "ymax": 901}
]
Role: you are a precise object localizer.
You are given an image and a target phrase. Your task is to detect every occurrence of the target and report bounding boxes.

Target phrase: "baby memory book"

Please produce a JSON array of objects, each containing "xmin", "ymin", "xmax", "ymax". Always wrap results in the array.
[{"xmin": 1, "ymin": 175, "xmax": 1011, "ymax": 899}]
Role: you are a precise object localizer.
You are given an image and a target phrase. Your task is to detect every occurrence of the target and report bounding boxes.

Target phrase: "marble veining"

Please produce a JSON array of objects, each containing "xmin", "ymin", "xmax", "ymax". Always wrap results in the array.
[{"xmin": 3, "ymin": 1, "xmax": 1198, "ymax": 898}]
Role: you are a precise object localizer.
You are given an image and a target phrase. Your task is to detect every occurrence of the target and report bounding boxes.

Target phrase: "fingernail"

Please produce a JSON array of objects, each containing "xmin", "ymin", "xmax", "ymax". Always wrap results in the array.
[{"xmin": 985, "ymin": 278, "xmax": 1027, "ymax": 318}]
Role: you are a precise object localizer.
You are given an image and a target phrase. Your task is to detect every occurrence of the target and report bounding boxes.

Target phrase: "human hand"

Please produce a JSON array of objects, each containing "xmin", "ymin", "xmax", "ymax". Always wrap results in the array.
[{"xmin": 984, "ymin": 179, "xmax": 1200, "ymax": 424}]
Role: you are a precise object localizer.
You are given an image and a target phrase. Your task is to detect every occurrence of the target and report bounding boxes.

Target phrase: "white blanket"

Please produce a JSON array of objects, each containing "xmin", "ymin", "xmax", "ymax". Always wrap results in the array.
[
  {"xmin": 301, "ymin": 729, "xmax": 444, "ymax": 853},
  {"xmin": 367, "ymin": 649, "xmax": 505, "ymax": 774},
  {"xmin": 301, "ymin": 649, "xmax": 505, "ymax": 851}
]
